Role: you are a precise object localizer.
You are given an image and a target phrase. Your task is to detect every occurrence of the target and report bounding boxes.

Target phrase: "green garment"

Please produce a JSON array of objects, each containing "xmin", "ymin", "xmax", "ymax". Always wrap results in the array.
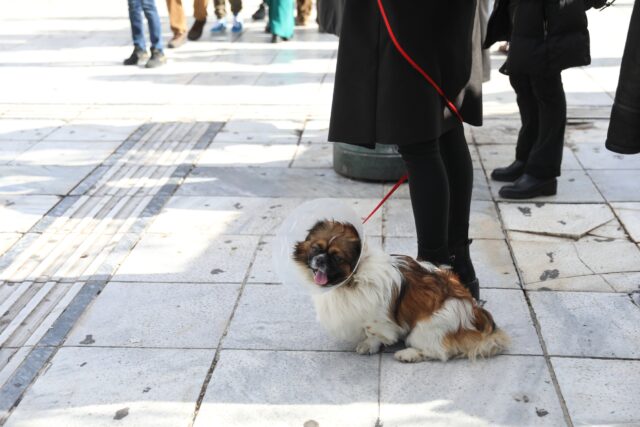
[{"xmin": 266, "ymin": 0, "xmax": 294, "ymax": 39}]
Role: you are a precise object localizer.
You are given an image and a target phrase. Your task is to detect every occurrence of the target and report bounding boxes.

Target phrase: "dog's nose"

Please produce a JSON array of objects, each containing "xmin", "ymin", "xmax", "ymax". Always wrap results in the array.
[{"xmin": 311, "ymin": 253, "xmax": 328, "ymax": 269}]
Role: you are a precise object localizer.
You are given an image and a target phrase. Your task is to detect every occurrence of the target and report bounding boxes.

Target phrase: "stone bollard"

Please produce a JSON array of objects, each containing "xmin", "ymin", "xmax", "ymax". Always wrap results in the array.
[{"xmin": 333, "ymin": 143, "xmax": 406, "ymax": 182}]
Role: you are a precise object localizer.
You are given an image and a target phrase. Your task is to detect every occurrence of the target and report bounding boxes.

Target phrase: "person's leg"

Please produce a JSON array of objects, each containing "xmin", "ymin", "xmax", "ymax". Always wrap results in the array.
[
  {"xmin": 141, "ymin": 0, "xmax": 164, "ymax": 51},
  {"xmin": 166, "ymin": 0, "xmax": 187, "ymax": 36},
  {"xmin": 214, "ymin": 0, "xmax": 227, "ymax": 19},
  {"xmin": 296, "ymin": 0, "xmax": 312, "ymax": 24},
  {"xmin": 525, "ymin": 72, "xmax": 567, "ymax": 179},
  {"xmin": 439, "ymin": 125, "xmax": 473, "ymax": 251},
  {"xmin": 510, "ymin": 73, "xmax": 539, "ymax": 165},
  {"xmin": 438, "ymin": 125, "xmax": 479, "ymax": 299},
  {"xmin": 127, "ymin": 0, "xmax": 146, "ymax": 50},
  {"xmin": 230, "ymin": 0, "xmax": 242, "ymax": 15},
  {"xmin": 193, "ymin": 0, "xmax": 209, "ymax": 21},
  {"xmin": 397, "ymin": 140, "xmax": 450, "ymax": 265}
]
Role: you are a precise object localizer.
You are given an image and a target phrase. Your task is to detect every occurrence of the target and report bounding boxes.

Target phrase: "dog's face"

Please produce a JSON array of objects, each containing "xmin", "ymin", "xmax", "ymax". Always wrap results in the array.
[{"xmin": 293, "ymin": 220, "xmax": 362, "ymax": 288}]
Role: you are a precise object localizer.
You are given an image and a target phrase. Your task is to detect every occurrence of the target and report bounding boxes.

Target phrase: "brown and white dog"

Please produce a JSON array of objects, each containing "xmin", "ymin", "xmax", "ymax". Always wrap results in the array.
[{"xmin": 294, "ymin": 220, "xmax": 509, "ymax": 362}]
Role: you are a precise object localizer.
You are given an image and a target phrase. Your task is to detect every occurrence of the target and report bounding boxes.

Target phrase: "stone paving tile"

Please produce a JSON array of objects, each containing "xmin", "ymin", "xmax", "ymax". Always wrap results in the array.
[
  {"xmin": 114, "ymin": 232, "xmax": 259, "ymax": 283},
  {"xmin": 11, "ymin": 140, "xmax": 120, "ymax": 167},
  {"xmin": 291, "ymin": 142, "xmax": 333, "ymax": 168},
  {"xmin": 0, "ymin": 165, "xmax": 94, "ymax": 195},
  {"xmin": 386, "ymin": 169, "xmax": 493, "ymax": 201},
  {"xmin": 65, "ymin": 282, "xmax": 240, "ymax": 348},
  {"xmin": 482, "ymin": 289, "xmax": 542, "ymax": 355},
  {"xmin": 0, "ymin": 119, "xmax": 63, "ymax": 141},
  {"xmin": 611, "ymin": 203, "xmax": 640, "ymax": 243},
  {"xmin": 511, "ymin": 240, "xmax": 640, "ymax": 288},
  {"xmin": 564, "ymin": 119, "xmax": 610, "ymax": 144},
  {"xmin": 385, "ymin": 199, "xmax": 503, "ymax": 239},
  {"xmin": 0, "ymin": 195, "xmax": 59, "ymax": 232},
  {"xmin": 479, "ymin": 145, "xmax": 582, "ymax": 171},
  {"xmin": 471, "ymin": 119, "xmax": 520, "ymax": 144},
  {"xmin": 498, "ymin": 203, "xmax": 614, "ymax": 240},
  {"xmin": 197, "ymin": 142, "xmax": 298, "ymax": 168},
  {"xmin": 177, "ymin": 167, "xmax": 384, "ymax": 198},
  {"xmin": 43, "ymin": 120, "xmax": 140, "ymax": 142},
  {"xmin": 588, "ymin": 170, "xmax": 640, "ymax": 202},
  {"xmin": 384, "ymin": 238, "xmax": 520, "ymax": 289},
  {"xmin": 0, "ymin": 233, "xmax": 21, "ymax": 257},
  {"xmin": 148, "ymin": 196, "xmax": 383, "ymax": 237},
  {"xmin": 0, "ymin": 140, "xmax": 38, "ymax": 164},
  {"xmin": 552, "ymin": 358, "xmax": 640, "ymax": 426},
  {"xmin": 4, "ymin": 347, "xmax": 212, "ymax": 427},
  {"xmin": 530, "ymin": 292, "xmax": 640, "ymax": 358},
  {"xmin": 488, "ymin": 170, "xmax": 604, "ymax": 203},
  {"xmin": 379, "ymin": 355, "xmax": 564, "ymax": 426},
  {"xmin": 212, "ymin": 119, "xmax": 302, "ymax": 144},
  {"xmin": 194, "ymin": 350, "xmax": 379, "ymax": 427},
  {"xmin": 223, "ymin": 284, "xmax": 351, "ymax": 351},
  {"xmin": 571, "ymin": 142, "xmax": 640, "ymax": 170},
  {"xmin": 300, "ymin": 120, "xmax": 329, "ymax": 144}
]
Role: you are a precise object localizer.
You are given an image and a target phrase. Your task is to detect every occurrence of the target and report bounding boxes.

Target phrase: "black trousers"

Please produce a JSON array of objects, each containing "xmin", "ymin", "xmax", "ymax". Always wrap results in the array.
[
  {"xmin": 397, "ymin": 125, "xmax": 473, "ymax": 264},
  {"xmin": 510, "ymin": 72, "xmax": 567, "ymax": 179}
]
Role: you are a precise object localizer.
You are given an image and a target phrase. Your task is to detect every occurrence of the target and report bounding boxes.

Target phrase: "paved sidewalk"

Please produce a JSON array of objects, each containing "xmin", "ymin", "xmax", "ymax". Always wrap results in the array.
[{"xmin": 1, "ymin": 0, "xmax": 639, "ymax": 426}]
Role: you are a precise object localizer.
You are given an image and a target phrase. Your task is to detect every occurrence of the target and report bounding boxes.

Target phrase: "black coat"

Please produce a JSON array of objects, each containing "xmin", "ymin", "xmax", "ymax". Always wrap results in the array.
[
  {"xmin": 328, "ymin": 0, "xmax": 481, "ymax": 148},
  {"xmin": 484, "ymin": 0, "xmax": 592, "ymax": 75},
  {"xmin": 317, "ymin": 0, "xmax": 344, "ymax": 36},
  {"xmin": 606, "ymin": 0, "xmax": 640, "ymax": 155}
]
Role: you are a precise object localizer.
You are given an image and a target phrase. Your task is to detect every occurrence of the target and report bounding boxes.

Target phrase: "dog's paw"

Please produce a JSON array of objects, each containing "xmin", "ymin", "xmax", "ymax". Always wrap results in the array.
[
  {"xmin": 394, "ymin": 348, "xmax": 424, "ymax": 363},
  {"xmin": 356, "ymin": 339, "xmax": 381, "ymax": 355}
]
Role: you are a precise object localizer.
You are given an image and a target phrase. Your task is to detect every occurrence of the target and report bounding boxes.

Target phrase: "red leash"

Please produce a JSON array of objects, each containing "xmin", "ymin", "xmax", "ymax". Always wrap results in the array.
[{"xmin": 362, "ymin": 0, "xmax": 464, "ymax": 225}]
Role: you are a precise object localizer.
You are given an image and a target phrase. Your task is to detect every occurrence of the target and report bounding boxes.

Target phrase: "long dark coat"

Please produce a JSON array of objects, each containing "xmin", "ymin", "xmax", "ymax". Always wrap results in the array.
[
  {"xmin": 606, "ymin": 0, "xmax": 640, "ymax": 155},
  {"xmin": 328, "ymin": 0, "xmax": 481, "ymax": 148},
  {"xmin": 317, "ymin": 0, "xmax": 345, "ymax": 36},
  {"xmin": 484, "ymin": 0, "xmax": 592, "ymax": 75}
]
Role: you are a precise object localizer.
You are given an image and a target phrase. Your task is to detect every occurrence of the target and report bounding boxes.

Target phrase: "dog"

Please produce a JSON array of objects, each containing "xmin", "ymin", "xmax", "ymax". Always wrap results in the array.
[{"xmin": 293, "ymin": 220, "xmax": 509, "ymax": 362}]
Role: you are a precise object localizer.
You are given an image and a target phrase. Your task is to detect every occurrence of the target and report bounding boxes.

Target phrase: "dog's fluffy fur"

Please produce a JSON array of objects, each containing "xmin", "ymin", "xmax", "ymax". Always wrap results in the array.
[{"xmin": 294, "ymin": 220, "xmax": 509, "ymax": 362}]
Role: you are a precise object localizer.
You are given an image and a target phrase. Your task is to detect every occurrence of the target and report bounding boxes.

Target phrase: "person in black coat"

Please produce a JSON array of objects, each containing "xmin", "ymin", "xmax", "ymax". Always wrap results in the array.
[
  {"xmin": 329, "ymin": 0, "xmax": 483, "ymax": 299},
  {"xmin": 607, "ymin": 0, "xmax": 640, "ymax": 155},
  {"xmin": 484, "ymin": 0, "xmax": 603, "ymax": 199}
]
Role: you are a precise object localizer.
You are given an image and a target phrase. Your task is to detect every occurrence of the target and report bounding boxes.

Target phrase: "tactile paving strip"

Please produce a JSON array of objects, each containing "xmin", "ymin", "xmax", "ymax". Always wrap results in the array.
[{"xmin": 0, "ymin": 121, "xmax": 221, "ymax": 422}]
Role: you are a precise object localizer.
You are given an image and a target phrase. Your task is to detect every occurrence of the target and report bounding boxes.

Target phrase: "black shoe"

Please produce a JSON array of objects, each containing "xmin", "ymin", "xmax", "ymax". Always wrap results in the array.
[
  {"xmin": 188, "ymin": 19, "xmax": 206, "ymax": 40},
  {"xmin": 252, "ymin": 3, "xmax": 266, "ymax": 20},
  {"xmin": 450, "ymin": 240, "xmax": 479, "ymax": 300},
  {"xmin": 499, "ymin": 174, "xmax": 558, "ymax": 199},
  {"xmin": 145, "ymin": 49, "xmax": 166, "ymax": 68},
  {"xmin": 168, "ymin": 32, "xmax": 187, "ymax": 48},
  {"xmin": 491, "ymin": 160, "xmax": 526, "ymax": 182},
  {"xmin": 123, "ymin": 47, "xmax": 149, "ymax": 65},
  {"xmin": 271, "ymin": 34, "xmax": 290, "ymax": 43}
]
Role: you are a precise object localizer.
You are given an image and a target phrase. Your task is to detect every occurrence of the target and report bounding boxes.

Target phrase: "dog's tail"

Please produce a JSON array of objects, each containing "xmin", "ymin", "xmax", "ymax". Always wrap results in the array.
[{"xmin": 444, "ymin": 305, "xmax": 510, "ymax": 361}]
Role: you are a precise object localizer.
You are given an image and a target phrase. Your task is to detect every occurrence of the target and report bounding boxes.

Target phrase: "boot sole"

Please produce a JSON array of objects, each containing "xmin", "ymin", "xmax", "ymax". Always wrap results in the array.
[{"xmin": 499, "ymin": 180, "xmax": 557, "ymax": 199}]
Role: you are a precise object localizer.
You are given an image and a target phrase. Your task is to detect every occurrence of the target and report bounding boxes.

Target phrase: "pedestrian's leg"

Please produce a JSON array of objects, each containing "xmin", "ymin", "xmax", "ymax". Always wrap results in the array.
[
  {"xmin": 230, "ymin": 0, "xmax": 243, "ymax": 15},
  {"xmin": 193, "ymin": 0, "xmax": 209, "ymax": 21},
  {"xmin": 296, "ymin": 0, "xmax": 312, "ymax": 25},
  {"xmin": 397, "ymin": 140, "xmax": 450, "ymax": 265},
  {"xmin": 141, "ymin": 0, "xmax": 164, "ymax": 51},
  {"xmin": 510, "ymin": 73, "xmax": 539, "ymax": 164},
  {"xmin": 526, "ymin": 73, "xmax": 567, "ymax": 179},
  {"xmin": 214, "ymin": 0, "xmax": 227, "ymax": 19},
  {"xmin": 165, "ymin": 0, "xmax": 187, "ymax": 36},
  {"xmin": 438, "ymin": 125, "xmax": 479, "ymax": 299},
  {"xmin": 127, "ymin": 0, "xmax": 146, "ymax": 50}
]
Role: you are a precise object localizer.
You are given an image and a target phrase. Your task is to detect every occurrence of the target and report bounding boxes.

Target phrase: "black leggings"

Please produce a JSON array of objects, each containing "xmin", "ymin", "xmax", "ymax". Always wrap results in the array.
[{"xmin": 397, "ymin": 125, "xmax": 473, "ymax": 264}]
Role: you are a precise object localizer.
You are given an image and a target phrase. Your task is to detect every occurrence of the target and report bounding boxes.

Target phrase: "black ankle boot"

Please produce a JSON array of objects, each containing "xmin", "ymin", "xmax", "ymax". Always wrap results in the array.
[
  {"xmin": 450, "ymin": 240, "xmax": 480, "ymax": 300},
  {"xmin": 491, "ymin": 159, "xmax": 525, "ymax": 182}
]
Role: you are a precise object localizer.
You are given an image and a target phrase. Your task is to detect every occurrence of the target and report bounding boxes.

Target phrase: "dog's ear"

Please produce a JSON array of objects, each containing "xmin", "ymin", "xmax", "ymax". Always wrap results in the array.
[{"xmin": 293, "ymin": 240, "xmax": 309, "ymax": 263}]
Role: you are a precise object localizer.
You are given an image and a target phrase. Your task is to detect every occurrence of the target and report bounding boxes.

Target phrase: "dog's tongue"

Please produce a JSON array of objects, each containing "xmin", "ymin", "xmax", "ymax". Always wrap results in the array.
[{"xmin": 314, "ymin": 270, "xmax": 329, "ymax": 286}]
